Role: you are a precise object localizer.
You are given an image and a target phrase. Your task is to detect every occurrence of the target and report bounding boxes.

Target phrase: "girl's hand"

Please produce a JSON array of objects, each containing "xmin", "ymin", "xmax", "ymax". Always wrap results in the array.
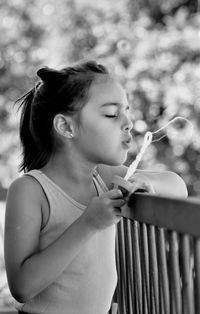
[
  {"xmin": 127, "ymin": 173, "xmax": 155, "ymax": 194},
  {"xmin": 82, "ymin": 189, "xmax": 126, "ymax": 230},
  {"xmin": 112, "ymin": 174, "xmax": 155, "ymax": 198}
]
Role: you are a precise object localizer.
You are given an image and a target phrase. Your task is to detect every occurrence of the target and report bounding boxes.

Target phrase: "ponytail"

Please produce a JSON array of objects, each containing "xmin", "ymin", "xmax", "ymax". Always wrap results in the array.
[{"xmin": 16, "ymin": 85, "xmax": 51, "ymax": 172}]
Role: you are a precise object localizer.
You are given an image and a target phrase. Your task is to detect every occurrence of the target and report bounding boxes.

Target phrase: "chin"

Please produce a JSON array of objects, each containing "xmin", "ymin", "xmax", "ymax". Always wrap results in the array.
[
  {"xmin": 106, "ymin": 156, "xmax": 127, "ymax": 166},
  {"xmin": 118, "ymin": 152, "xmax": 128, "ymax": 164},
  {"xmin": 96, "ymin": 151, "xmax": 128, "ymax": 166}
]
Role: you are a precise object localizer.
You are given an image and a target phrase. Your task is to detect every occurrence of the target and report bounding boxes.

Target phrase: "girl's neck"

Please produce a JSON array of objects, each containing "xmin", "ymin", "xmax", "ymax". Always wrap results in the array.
[
  {"xmin": 40, "ymin": 153, "xmax": 100, "ymax": 206},
  {"xmin": 41, "ymin": 152, "xmax": 96, "ymax": 186}
]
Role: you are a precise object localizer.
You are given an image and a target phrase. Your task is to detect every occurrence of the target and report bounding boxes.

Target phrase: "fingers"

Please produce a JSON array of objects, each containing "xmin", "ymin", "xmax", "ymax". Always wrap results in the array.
[
  {"xmin": 112, "ymin": 198, "xmax": 126, "ymax": 208},
  {"xmin": 112, "ymin": 174, "xmax": 156, "ymax": 196},
  {"xmin": 130, "ymin": 181, "xmax": 149, "ymax": 193},
  {"xmin": 129, "ymin": 174, "xmax": 155, "ymax": 194},
  {"xmin": 104, "ymin": 189, "xmax": 124, "ymax": 199},
  {"xmin": 112, "ymin": 176, "xmax": 134, "ymax": 194}
]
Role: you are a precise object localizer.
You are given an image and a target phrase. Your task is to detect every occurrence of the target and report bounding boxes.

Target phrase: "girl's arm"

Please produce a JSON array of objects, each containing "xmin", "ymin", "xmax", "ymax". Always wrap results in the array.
[
  {"xmin": 97, "ymin": 164, "xmax": 188, "ymax": 198},
  {"xmin": 133, "ymin": 169, "xmax": 188, "ymax": 198},
  {"xmin": 4, "ymin": 176, "xmax": 123, "ymax": 303},
  {"xmin": 4, "ymin": 176, "xmax": 95, "ymax": 303}
]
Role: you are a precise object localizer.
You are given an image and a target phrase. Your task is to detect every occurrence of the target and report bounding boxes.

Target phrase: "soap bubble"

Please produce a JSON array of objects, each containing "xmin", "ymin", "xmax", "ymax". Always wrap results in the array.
[{"xmin": 124, "ymin": 117, "xmax": 193, "ymax": 180}]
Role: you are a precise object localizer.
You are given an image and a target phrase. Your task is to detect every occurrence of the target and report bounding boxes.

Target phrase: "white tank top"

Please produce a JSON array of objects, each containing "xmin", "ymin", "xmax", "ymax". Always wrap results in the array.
[{"xmin": 18, "ymin": 169, "xmax": 117, "ymax": 314}]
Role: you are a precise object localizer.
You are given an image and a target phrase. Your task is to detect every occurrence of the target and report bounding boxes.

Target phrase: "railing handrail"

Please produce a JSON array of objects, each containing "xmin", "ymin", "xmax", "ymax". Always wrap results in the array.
[{"xmin": 122, "ymin": 193, "xmax": 200, "ymax": 237}]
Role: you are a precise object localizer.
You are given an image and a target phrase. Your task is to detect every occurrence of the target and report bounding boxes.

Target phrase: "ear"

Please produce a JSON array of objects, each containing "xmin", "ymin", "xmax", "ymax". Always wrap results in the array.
[{"xmin": 53, "ymin": 114, "xmax": 76, "ymax": 139}]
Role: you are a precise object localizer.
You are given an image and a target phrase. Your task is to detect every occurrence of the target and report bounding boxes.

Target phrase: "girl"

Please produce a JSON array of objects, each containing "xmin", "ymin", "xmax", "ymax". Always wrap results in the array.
[{"xmin": 4, "ymin": 60, "xmax": 187, "ymax": 314}]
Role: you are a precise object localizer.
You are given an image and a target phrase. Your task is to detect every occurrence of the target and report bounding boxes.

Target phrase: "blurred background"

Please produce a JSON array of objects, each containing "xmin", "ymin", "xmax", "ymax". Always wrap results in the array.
[{"xmin": 0, "ymin": 0, "xmax": 200, "ymax": 311}]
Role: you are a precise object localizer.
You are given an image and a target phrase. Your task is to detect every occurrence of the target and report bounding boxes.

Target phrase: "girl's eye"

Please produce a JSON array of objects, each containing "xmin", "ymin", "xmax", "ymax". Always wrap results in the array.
[{"xmin": 105, "ymin": 114, "xmax": 118, "ymax": 118}]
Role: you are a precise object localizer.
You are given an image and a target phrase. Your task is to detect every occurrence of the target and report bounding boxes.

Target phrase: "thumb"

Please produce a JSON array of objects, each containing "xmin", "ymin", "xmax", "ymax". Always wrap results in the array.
[
  {"xmin": 104, "ymin": 188, "xmax": 124, "ymax": 199},
  {"xmin": 112, "ymin": 176, "xmax": 134, "ymax": 196}
]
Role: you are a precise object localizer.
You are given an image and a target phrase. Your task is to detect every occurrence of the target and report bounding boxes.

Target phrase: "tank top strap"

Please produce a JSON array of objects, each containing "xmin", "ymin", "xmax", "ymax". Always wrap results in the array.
[
  {"xmin": 24, "ymin": 169, "xmax": 86, "ymax": 211},
  {"xmin": 93, "ymin": 168, "xmax": 109, "ymax": 194},
  {"xmin": 25, "ymin": 169, "xmax": 108, "ymax": 200}
]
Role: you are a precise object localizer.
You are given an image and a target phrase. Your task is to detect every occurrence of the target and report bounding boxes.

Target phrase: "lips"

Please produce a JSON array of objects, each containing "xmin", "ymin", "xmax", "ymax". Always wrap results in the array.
[
  {"xmin": 122, "ymin": 136, "xmax": 132, "ymax": 144},
  {"xmin": 122, "ymin": 136, "xmax": 132, "ymax": 149}
]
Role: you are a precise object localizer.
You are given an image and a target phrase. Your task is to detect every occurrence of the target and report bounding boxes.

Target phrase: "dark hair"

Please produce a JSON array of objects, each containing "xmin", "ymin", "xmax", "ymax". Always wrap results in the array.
[{"xmin": 16, "ymin": 60, "xmax": 109, "ymax": 172}]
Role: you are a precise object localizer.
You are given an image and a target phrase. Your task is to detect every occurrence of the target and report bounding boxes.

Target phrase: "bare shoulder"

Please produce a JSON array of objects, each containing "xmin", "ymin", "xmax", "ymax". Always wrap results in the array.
[
  {"xmin": 5, "ymin": 175, "xmax": 45, "ymax": 232},
  {"xmin": 7, "ymin": 174, "xmax": 44, "ymax": 205}
]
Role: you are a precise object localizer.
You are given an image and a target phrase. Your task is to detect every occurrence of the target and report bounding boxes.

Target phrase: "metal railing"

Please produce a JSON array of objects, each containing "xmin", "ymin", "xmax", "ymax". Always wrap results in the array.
[
  {"xmin": 2, "ymin": 189, "xmax": 200, "ymax": 313},
  {"xmin": 114, "ymin": 193, "xmax": 200, "ymax": 314}
]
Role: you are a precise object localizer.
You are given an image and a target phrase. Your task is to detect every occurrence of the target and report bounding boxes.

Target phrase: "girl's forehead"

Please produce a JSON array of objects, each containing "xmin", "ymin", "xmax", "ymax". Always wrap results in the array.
[{"xmin": 87, "ymin": 78, "xmax": 127, "ymax": 107}]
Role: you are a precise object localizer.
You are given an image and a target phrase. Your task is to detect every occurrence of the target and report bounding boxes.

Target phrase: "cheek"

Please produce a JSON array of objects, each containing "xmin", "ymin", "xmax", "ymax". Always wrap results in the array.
[
  {"xmin": 79, "ymin": 115, "xmax": 122, "ymax": 150},
  {"xmin": 78, "ymin": 123, "xmax": 128, "ymax": 164},
  {"xmin": 80, "ymin": 119, "xmax": 107, "ymax": 140},
  {"xmin": 88, "ymin": 126, "xmax": 118, "ymax": 148}
]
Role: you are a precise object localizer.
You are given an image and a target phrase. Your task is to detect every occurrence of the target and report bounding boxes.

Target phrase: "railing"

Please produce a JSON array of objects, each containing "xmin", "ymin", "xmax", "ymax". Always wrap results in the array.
[
  {"xmin": 114, "ymin": 193, "xmax": 200, "ymax": 314},
  {"xmin": 2, "ymin": 189, "xmax": 200, "ymax": 314}
]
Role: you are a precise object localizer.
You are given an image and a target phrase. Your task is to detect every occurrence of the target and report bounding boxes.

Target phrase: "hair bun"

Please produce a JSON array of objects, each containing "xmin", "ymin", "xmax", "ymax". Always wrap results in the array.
[{"xmin": 37, "ymin": 67, "xmax": 65, "ymax": 84}]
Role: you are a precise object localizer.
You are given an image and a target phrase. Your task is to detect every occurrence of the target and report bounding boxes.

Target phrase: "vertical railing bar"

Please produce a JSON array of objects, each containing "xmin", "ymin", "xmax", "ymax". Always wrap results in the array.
[
  {"xmin": 140, "ymin": 223, "xmax": 151, "ymax": 313},
  {"xmin": 123, "ymin": 219, "xmax": 134, "ymax": 314},
  {"xmin": 157, "ymin": 227, "xmax": 170, "ymax": 314},
  {"xmin": 156, "ymin": 229, "xmax": 163, "ymax": 314},
  {"xmin": 138, "ymin": 222, "xmax": 148, "ymax": 314},
  {"xmin": 169, "ymin": 231, "xmax": 182, "ymax": 314},
  {"xmin": 167, "ymin": 230, "xmax": 176, "ymax": 314},
  {"xmin": 131, "ymin": 221, "xmax": 139, "ymax": 314},
  {"xmin": 116, "ymin": 218, "xmax": 128, "ymax": 314},
  {"xmin": 194, "ymin": 238, "xmax": 200, "ymax": 314},
  {"xmin": 148, "ymin": 225, "xmax": 160, "ymax": 314},
  {"xmin": 133, "ymin": 220, "xmax": 143, "ymax": 314},
  {"xmin": 158, "ymin": 272, "xmax": 165, "ymax": 314},
  {"xmin": 130, "ymin": 220, "xmax": 138, "ymax": 314},
  {"xmin": 156, "ymin": 226, "xmax": 163, "ymax": 314},
  {"xmin": 128, "ymin": 219, "xmax": 137, "ymax": 313},
  {"xmin": 150, "ymin": 274, "xmax": 156, "ymax": 314},
  {"xmin": 148, "ymin": 230, "xmax": 156, "ymax": 314},
  {"xmin": 141, "ymin": 264, "xmax": 148, "ymax": 314},
  {"xmin": 115, "ymin": 225, "xmax": 122, "ymax": 312},
  {"xmin": 180, "ymin": 234, "xmax": 194, "ymax": 314}
]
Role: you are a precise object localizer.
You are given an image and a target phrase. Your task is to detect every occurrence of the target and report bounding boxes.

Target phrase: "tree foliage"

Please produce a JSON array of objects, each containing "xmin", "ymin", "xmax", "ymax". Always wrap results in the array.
[{"xmin": 0, "ymin": 0, "xmax": 200, "ymax": 196}]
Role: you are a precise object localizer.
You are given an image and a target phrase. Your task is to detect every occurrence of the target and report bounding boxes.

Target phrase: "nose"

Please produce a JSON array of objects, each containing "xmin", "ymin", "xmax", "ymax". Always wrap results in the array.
[{"xmin": 122, "ymin": 113, "xmax": 133, "ymax": 132}]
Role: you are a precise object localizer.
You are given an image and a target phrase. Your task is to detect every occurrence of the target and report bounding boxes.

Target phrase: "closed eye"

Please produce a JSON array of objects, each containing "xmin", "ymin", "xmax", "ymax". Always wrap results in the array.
[{"xmin": 105, "ymin": 114, "xmax": 118, "ymax": 118}]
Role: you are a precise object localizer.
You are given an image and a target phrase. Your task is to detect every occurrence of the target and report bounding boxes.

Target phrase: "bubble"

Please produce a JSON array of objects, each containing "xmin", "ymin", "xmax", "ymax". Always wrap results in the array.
[
  {"xmin": 124, "ymin": 116, "xmax": 193, "ymax": 180},
  {"xmin": 151, "ymin": 117, "xmax": 193, "ymax": 143},
  {"xmin": 117, "ymin": 40, "xmax": 131, "ymax": 53}
]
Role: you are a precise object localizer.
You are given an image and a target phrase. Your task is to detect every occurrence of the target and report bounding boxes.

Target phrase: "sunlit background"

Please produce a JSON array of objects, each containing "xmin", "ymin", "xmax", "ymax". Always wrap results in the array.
[{"xmin": 0, "ymin": 0, "xmax": 200, "ymax": 311}]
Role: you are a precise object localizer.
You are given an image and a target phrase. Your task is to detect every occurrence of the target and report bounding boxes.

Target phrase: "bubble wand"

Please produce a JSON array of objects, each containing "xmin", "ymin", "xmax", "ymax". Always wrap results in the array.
[{"xmin": 124, "ymin": 117, "xmax": 193, "ymax": 181}]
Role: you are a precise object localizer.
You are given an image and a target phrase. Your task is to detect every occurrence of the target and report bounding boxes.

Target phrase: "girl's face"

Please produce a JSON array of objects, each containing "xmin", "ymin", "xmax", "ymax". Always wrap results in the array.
[{"xmin": 74, "ymin": 77, "xmax": 133, "ymax": 166}]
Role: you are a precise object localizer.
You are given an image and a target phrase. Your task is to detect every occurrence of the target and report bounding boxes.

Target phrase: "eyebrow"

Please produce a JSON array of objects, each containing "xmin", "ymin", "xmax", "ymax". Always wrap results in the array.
[{"xmin": 100, "ymin": 102, "xmax": 130, "ymax": 110}]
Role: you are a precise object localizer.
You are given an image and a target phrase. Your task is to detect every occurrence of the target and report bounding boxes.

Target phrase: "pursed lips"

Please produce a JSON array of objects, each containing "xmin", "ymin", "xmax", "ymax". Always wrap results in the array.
[{"xmin": 122, "ymin": 136, "xmax": 132, "ymax": 144}]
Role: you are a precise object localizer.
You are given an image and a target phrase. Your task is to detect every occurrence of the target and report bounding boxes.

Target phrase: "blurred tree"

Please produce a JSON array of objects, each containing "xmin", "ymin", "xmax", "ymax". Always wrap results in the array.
[
  {"xmin": 0, "ymin": 0, "xmax": 46, "ymax": 187},
  {"xmin": 0, "ymin": 0, "xmax": 200, "ymax": 197},
  {"xmin": 127, "ymin": 0, "xmax": 199, "ymax": 23}
]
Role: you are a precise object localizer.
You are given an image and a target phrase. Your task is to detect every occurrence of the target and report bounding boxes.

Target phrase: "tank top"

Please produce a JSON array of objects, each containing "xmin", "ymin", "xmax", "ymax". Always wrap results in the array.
[{"xmin": 18, "ymin": 169, "xmax": 117, "ymax": 314}]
